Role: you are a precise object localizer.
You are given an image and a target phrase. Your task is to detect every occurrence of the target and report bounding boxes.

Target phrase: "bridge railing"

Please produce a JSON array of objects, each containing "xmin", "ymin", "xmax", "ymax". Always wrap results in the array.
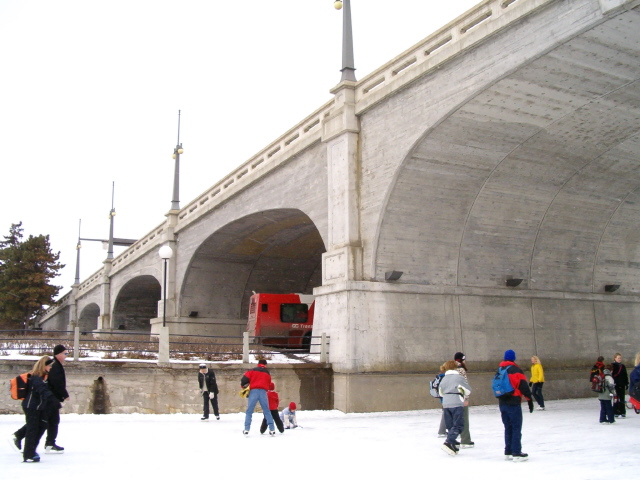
[
  {"xmin": 354, "ymin": 0, "xmax": 557, "ymax": 109},
  {"xmin": 0, "ymin": 329, "xmax": 330, "ymax": 364}
]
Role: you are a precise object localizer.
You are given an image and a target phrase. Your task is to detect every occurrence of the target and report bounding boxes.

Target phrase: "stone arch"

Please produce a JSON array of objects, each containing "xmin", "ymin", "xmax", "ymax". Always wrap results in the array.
[
  {"xmin": 374, "ymin": 17, "xmax": 640, "ymax": 294},
  {"xmin": 112, "ymin": 275, "xmax": 161, "ymax": 331},
  {"xmin": 180, "ymin": 209, "xmax": 325, "ymax": 333},
  {"xmin": 78, "ymin": 303, "xmax": 100, "ymax": 332}
]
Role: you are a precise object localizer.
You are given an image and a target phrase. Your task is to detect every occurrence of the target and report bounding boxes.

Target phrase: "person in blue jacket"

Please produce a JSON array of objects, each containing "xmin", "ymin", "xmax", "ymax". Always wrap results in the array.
[{"xmin": 21, "ymin": 356, "xmax": 55, "ymax": 463}]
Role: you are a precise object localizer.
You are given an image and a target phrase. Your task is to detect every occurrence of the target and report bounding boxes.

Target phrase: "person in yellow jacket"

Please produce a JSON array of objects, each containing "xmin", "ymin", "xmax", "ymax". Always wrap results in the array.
[{"xmin": 530, "ymin": 356, "xmax": 545, "ymax": 411}]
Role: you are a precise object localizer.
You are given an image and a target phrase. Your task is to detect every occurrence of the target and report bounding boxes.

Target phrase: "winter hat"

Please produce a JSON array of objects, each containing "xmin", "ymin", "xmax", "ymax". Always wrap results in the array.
[
  {"xmin": 53, "ymin": 345, "xmax": 67, "ymax": 356},
  {"xmin": 258, "ymin": 359, "xmax": 267, "ymax": 366},
  {"xmin": 199, "ymin": 364, "xmax": 207, "ymax": 369},
  {"xmin": 504, "ymin": 349, "xmax": 516, "ymax": 362},
  {"xmin": 454, "ymin": 352, "xmax": 466, "ymax": 362},
  {"xmin": 45, "ymin": 358, "xmax": 54, "ymax": 366},
  {"xmin": 269, "ymin": 382, "xmax": 275, "ymax": 391},
  {"xmin": 289, "ymin": 402, "xmax": 297, "ymax": 411}
]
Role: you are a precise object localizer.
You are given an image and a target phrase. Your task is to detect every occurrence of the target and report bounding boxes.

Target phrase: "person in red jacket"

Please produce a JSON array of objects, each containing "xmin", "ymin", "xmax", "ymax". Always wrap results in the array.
[
  {"xmin": 241, "ymin": 359, "xmax": 276, "ymax": 436},
  {"xmin": 498, "ymin": 349, "xmax": 534, "ymax": 462},
  {"xmin": 260, "ymin": 382, "xmax": 284, "ymax": 434}
]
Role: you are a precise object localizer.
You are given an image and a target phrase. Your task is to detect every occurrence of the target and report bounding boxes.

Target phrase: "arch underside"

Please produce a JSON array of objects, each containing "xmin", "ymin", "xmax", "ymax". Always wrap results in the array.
[
  {"xmin": 181, "ymin": 209, "xmax": 325, "ymax": 322},
  {"xmin": 376, "ymin": 12, "xmax": 640, "ymax": 294},
  {"xmin": 112, "ymin": 276, "xmax": 161, "ymax": 331},
  {"xmin": 78, "ymin": 303, "xmax": 100, "ymax": 331}
]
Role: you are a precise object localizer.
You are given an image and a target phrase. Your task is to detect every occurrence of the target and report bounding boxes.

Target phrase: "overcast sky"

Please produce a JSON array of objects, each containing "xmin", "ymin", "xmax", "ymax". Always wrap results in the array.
[{"xmin": 0, "ymin": 0, "xmax": 482, "ymax": 297}]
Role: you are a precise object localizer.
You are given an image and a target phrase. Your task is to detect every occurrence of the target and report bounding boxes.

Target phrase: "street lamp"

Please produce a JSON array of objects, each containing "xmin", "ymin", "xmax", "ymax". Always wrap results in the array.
[
  {"xmin": 158, "ymin": 245, "xmax": 173, "ymax": 328},
  {"xmin": 171, "ymin": 110, "xmax": 184, "ymax": 211},
  {"xmin": 334, "ymin": 0, "xmax": 356, "ymax": 82}
]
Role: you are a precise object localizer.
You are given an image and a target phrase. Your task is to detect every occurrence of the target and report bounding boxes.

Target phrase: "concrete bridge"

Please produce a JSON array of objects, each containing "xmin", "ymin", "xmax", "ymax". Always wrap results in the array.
[{"xmin": 41, "ymin": 0, "xmax": 640, "ymax": 412}]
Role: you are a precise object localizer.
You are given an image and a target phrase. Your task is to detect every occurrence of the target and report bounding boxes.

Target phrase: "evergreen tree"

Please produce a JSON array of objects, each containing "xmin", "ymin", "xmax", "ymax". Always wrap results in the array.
[{"xmin": 0, "ymin": 222, "xmax": 64, "ymax": 328}]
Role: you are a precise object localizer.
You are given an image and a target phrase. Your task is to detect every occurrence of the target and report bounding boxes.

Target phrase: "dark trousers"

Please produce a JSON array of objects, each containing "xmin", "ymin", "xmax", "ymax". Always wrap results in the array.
[
  {"xmin": 443, "ymin": 406, "xmax": 464, "ymax": 446},
  {"xmin": 599, "ymin": 399, "xmax": 615, "ymax": 423},
  {"xmin": 45, "ymin": 406, "xmax": 60, "ymax": 446},
  {"xmin": 260, "ymin": 410, "xmax": 285, "ymax": 433},
  {"xmin": 23, "ymin": 409, "xmax": 48, "ymax": 460},
  {"xmin": 613, "ymin": 386, "xmax": 626, "ymax": 415},
  {"xmin": 500, "ymin": 404, "xmax": 524, "ymax": 455},
  {"xmin": 202, "ymin": 392, "xmax": 219, "ymax": 418},
  {"xmin": 532, "ymin": 382, "xmax": 545, "ymax": 408}
]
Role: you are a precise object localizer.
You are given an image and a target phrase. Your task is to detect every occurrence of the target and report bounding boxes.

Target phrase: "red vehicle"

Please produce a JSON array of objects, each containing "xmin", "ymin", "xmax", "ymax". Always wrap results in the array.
[{"xmin": 247, "ymin": 293, "xmax": 314, "ymax": 348}]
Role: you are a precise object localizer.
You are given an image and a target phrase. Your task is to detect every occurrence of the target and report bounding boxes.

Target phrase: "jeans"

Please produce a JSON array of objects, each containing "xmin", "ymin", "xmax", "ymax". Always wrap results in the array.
[
  {"xmin": 500, "ymin": 403, "xmax": 524, "ymax": 455},
  {"xmin": 244, "ymin": 389, "xmax": 274, "ymax": 432},
  {"xmin": 438, "ymin": 405, "xmax": 472, "ymax": 443},
  {"xmin": 202, "ymin": 392, "xmax": 219, "ymax": 418},
  {"xmin": 532, "ymin": 382, "xmax": 545, "ymax": 408},
  {"xmin": 443, "ymin": 406, "xmax": 464, "ymax": 446},
  {"xmin": 599, "ymin": 399, "xmax": 615, "ymax": 423}
]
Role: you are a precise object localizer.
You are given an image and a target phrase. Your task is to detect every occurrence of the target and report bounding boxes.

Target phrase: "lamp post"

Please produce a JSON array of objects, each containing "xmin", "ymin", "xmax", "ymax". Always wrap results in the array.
[
  {"xmin": 171, "ymin": 110, "xmax": 183, "ymax": 211},
  {"xmin": 158, "ymin": 245, "xmax": 173, "ymax": 327},
  {"xmin": 334, "ymin": 0, "xmax": 357, "ymax": 82}
]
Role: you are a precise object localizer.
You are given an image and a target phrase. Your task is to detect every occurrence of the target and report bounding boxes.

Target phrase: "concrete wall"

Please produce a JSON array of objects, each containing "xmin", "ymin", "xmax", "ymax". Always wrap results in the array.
[{"xmin": 0, "ymin": 361, "xmax": 333, "ymax": 415}]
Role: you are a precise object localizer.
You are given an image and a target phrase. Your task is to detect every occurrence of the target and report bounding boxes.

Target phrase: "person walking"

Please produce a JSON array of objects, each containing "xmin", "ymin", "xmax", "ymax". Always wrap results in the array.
[
  {"xmin": 21, "ymin": 356, "xmax": 55, "ymax": 463},
  {"xmin": 497, "ymin": 349, "xmax": 534, "ymax": 462},
  {"xmin": 198, "ymin": 363, "xmax": 220, "ymax": 421},
  {"xmin": 438, "ymin": 360, "xmax": 471, "ymax": 456},
  {"xmin": 530, "ymin": 356, "xmax": 545, "ymax": 411},
  {"xmin": 240, "ymin": 359, "xmax": 275, "ymax": 436},
  {"xmin": 44, "ymin": 344, "xmax": 69, "ymax": 453},
  {"xmin": 598, "ymin": 364, "xmax": 616, "ymax": 424},
  {"xmin": 611, "ymin": 353, "xmax": 629, "ymax": 418},
  {"xmin": 260, "ymin": 382, "xmax": 285, "ymax": 434}
]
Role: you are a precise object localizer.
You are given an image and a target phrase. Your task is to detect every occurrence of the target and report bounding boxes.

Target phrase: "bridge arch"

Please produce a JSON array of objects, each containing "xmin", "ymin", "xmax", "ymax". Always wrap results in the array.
[
  {"xmin": 179, "ymin": 209, "xmax": 325, "ymax": 333},
  {"xmin": 374, "ymin": 13, "xmax": 640, "ymax": 294},
  {"xmin": 78, "ymin": 303, "xmax": 100, "ymax": 332},
  {"xmin": 112, "ymin": 275, "xmax": 161, "ymax": 331}
]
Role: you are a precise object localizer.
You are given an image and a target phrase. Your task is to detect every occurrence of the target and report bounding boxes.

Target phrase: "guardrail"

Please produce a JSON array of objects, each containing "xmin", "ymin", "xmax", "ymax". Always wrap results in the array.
[{"xmin": 0, "ymin": 329, "xmax": 330, "ymax": 364}]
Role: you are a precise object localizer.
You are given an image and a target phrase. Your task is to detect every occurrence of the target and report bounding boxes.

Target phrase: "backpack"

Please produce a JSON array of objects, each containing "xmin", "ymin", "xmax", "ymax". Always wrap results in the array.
[
  {"xmin": 591, "ymin": 371, "xmax": 605, "ymax": 393},
  {"xmin": 9, "ymin": 372, "xmax": 30, "ymax": 400},
  {"xmin": 429, "ymin": 373, "xmax": 443, "ymax": 398},
  {"xmin": 492, "ymin": 366, "xmax": 514, "ymax": 398}
]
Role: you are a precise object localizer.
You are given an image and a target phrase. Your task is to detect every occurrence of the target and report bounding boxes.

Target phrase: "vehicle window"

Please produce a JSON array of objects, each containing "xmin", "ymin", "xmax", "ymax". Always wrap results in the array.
[{"xmin": 280, "ymin": 303, "xmax": 308, "ymax": 323}]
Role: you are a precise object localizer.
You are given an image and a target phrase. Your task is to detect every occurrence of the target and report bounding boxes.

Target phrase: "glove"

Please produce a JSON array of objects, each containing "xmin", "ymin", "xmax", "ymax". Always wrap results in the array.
[
  {"xmin": 239, "ymin": 386, "xmax": 250, "ymax": 399},
  {"xmin": 528, "ymin": 399, "xmax": 534, "ymax": 413},
  {"xmin": 529, "ymin": 382, "xmax": 532, "ymax": 387},
  {"xmin": 209, "ymin": 392, "xmax": 215, "ymax": 399}
]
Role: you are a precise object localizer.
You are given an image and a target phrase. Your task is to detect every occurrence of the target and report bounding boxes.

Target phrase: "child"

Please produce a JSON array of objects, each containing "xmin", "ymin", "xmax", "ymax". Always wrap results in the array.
[
  {"xmin": 438, "ymin": 360, "xmax": 471, "ymax": 456},
  {"xmin": 260, "ymin": 383, "xmax": 285, "ymax": 433},
  {"xmin": 280, "ymin": 402, "xmax": 298, "ymax": 429},
  {"xmin": 598, "ymin": 364, "xmax": 616, "ymax": 424}
]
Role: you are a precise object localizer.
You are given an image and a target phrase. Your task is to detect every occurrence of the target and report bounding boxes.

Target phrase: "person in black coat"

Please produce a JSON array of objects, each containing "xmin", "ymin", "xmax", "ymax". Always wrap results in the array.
[
  {"xmin": 21, "ymin": 356, "xmax": 55, "ymax": 463},
  {"xmin": 44, "ymin": 344, "xmax": 70, "ymax": 453},
  {"xmin": 198, "ymin": 364, "xmax": 220, "ymax": 420},
  {"xmin": 611, "ymin": 353, "xmax": 629, "ymax": 417}
]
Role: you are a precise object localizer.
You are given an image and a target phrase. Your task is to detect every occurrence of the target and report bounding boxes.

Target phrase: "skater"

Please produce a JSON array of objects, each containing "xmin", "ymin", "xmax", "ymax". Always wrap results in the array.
[
  {"xmin": 240, "ymin": 359, "xmax": 275, "ymax": 436},
  {"xmin": 260, "ymin": 382, "xmax": 285, "ymax": 434},
  {"xmin": 529, "ymin": 356, "xmax": 545, "ymax": 410},
  {"xmin": 611, "ymin": 353, "xmax": 629, "ymax": 418},
  {"xmin": 438, "ymin": 360, "xmax": 471, "ymax": 456},
  {"xmin": 280, "ymin": 402, "xmax": 298, "ymax": 429},
  {"xmin": 629, "ymin": 352, "xmax": 640, "ymax": 412},
  {"xmin": 435, "ymin": 363, "xmax": 447, "ymax": 438},
  {"xmin": 21, "ymin": 356, "xmax": 55, "ymax": 463},
  {"xmin": 598, "ymin": 364, "xmax": 616, "ymax": 424},
  {"xmin": 590, "ymin": 356, "xmax": 605, "ymax": 381},
  {"xmin": 496, "ymin": 349, "xmax": 534, "ymax": 462},
  {"xmin": 198, "ymin": 363, "xmax": 220, "ymax": 421}
]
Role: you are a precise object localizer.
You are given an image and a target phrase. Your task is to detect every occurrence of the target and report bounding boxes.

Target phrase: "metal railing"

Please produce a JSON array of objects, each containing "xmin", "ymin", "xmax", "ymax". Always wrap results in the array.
[{"xmin": 0, "ymin": 329, "xmax": 330, "ymax": 364}]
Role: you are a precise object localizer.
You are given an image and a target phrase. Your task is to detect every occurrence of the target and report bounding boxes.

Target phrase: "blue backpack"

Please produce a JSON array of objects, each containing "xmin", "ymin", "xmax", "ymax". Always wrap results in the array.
[{"xmin": 492, "ymin": 366, "xmax": 514, "ymax": 397}]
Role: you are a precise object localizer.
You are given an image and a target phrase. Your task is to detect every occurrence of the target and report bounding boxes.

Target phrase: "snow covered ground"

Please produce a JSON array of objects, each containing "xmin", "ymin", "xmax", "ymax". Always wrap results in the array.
[{"xmin": 2, "ymin": 398, "xmax": 637, "ymax": 478}]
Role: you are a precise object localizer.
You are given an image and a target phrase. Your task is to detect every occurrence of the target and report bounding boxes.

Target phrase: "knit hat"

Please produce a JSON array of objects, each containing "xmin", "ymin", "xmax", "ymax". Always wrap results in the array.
[
  {"xmin": 199, "ymin": 364, "xmax": 207, "ymax": 369},
  {"xmin": 454, "ymin": 352, "xmax": 466, "ymax": 362},
  {"xmin": 289, "ymin": 402, "xmax": 296, "ymax": 411},
  {"xmin": 504, "ymin": 349, "xmax": 516, "ymax": 362},
  {"xmin": 45, "ymin": 358, "xmax": 54, "ymax": 366},
  {"xmin": 53, "ymin": 345, "xmax": 67, "ymax": 356}
]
